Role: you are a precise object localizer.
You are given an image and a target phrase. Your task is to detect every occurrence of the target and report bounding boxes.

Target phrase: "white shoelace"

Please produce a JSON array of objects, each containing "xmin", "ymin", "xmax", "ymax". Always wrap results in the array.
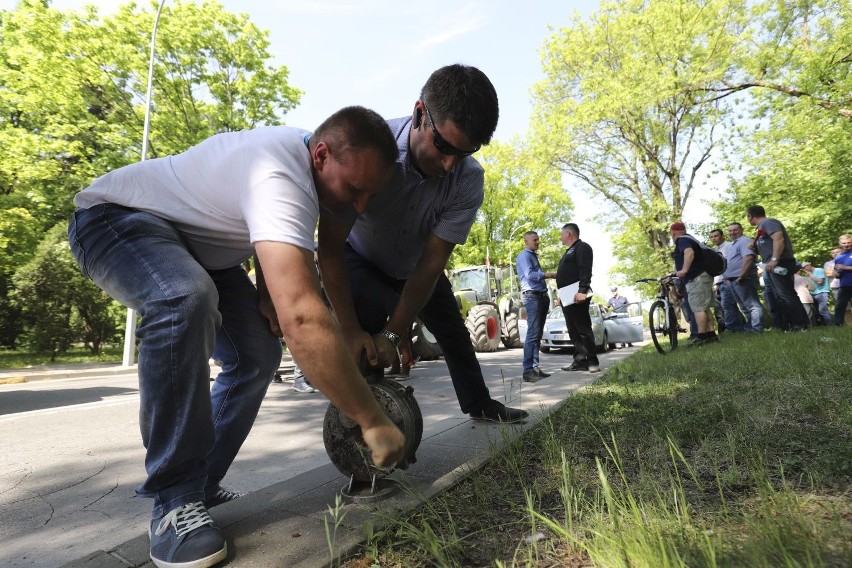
[
  {"xmin": 154, "ymin": 502, "xmax": 214, "ymax": 538},
  {"xmin": 214, "ymin": 488, "xmax": 242, "ymax": 502}
]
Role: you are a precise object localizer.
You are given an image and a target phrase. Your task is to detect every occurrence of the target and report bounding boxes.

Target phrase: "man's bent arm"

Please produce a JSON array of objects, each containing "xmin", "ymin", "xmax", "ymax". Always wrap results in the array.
[
  {"xmin": 255, "ymin": 240, "xmax": 403, "ymax": 467},
  {"xmin": 317, "ymin": 217, "xmax": 360, "ymax": 332},
  {"xmin": 385, "ymin": 234, "xmax": 455, "ymax": 337}
]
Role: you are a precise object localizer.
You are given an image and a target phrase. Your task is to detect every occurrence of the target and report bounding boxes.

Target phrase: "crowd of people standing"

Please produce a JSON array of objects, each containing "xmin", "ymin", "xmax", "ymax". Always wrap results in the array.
[{"xmin": 672, "ymin": 207, "xmax": 850, "ymax": 343}]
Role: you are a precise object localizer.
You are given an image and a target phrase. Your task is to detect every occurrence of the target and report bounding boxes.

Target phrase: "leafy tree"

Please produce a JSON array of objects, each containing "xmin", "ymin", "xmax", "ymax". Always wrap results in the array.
[
  {"xmin": 712, "ymin": 0, "xmax": 852, "ymax": 263},
  {"xmin": 11, "ymin": 224, "xmax": 123, "ymax": 357},
  {"xmin": 531, "ymin": 0, "xmax": 748, "ymax": 282},
  {"xmin": 11, "ymin": 225, "xmax": 78, "ymax": 358},
  {"xmin": 450, "ymin": 139, "xmax": 572, "ymax": 271},
  {"xmin": 0, "ymin": 0, "xmax": 301, "ymax": 351}
]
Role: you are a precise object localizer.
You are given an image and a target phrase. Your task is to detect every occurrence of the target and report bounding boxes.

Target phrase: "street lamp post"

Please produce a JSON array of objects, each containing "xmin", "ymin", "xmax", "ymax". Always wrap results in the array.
[{"xmin": 122, "ymin": 0, "xmax": 167, "ymax": 367}]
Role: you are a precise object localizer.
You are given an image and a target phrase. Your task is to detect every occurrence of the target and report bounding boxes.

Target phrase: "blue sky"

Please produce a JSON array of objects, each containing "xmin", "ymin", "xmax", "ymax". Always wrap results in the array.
[
  {"xmin": 0, "ymin": 0, "xmax": 599, "ymax": 141},
  {"xmin": 7, "ymin": 0, "xmax": 720, "ymax": 297}
]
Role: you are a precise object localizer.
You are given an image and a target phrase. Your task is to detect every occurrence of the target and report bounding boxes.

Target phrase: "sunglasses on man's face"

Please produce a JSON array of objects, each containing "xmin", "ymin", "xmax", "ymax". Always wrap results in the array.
[{"xmin": 425, "ymin": 106, "xmax": 480, "ymax": 157}]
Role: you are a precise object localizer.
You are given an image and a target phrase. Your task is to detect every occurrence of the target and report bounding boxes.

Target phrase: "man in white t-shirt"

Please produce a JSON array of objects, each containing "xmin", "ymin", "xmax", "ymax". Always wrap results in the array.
[{"xmin": 68, "ymin": 106, "xmax": 405, "ymax": 568}]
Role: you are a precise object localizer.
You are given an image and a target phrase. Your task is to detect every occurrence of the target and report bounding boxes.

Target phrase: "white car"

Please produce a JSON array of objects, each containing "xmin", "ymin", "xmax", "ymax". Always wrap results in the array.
[{"xmin": 534, "ymin": 302, "xmax": 644, "ymax": 353}]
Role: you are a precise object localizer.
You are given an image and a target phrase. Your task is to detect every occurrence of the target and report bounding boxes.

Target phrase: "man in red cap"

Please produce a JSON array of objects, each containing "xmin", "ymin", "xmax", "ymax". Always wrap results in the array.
[{"xmin": 670, "ymin": 222, "xmax": 718, "ymax": 345}]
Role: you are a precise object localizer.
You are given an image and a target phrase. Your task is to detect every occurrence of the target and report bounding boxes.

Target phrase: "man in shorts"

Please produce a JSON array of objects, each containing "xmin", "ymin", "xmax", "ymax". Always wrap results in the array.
[{"xmin": 671, "ymin": 222, "xmax": 718, "ymax": 345}]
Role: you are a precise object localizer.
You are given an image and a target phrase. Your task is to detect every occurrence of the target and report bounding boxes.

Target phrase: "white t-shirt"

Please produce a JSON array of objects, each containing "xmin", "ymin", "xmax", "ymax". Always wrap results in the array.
[{"xmin": 74, "ymin": 126, "xmax": 318, "ymax": 270}]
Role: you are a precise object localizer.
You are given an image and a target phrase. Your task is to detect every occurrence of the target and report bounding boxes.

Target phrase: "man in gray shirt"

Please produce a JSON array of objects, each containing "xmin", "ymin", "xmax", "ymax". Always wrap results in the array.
[
  {"xmin": 747, "ymin": 205, "xmax": 810, "ymax": 331},
  {"xmin": 318, "ymin": 64, "xmax": 527, "ymax": 423},
  {"xmin": 725, "ymin": 222, "xmax": 764, "ymax": 332}
]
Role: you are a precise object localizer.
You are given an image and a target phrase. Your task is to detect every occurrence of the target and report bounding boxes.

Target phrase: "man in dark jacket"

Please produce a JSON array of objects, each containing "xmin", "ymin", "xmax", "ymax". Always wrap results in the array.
[{"xmin": 556, "ymin": 223, "xmax": 599, "ymax": 373}]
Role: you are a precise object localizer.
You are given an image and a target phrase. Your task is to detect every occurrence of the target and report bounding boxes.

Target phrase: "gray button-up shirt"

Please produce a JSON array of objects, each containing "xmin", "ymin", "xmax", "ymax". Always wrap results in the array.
[{"xmin": 322, "ymin": 116, "xmax": 484, "ymax": 279}]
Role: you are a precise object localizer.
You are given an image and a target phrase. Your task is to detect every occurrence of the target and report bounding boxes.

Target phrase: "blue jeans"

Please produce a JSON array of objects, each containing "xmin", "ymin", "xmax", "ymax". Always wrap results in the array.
[
  {"xmin": 719, "ymin": 280, "xmax": 745, "ymax": 331},
  {"xmin": 522, "ymin": 292, "xmax": 550, "ymax": 373},
  {"xmin": 731, "ymin": 276, "xmax": 765, "ymax": 332},
  {"xmin": 812, "ymin": 292, "xmax": 831, "ymax": 325},
  {"xmin": 343, "ymin": 244, "xmax": 492, "ymax": 413},
  {"xmin": 68, "ymin": 205, "xmax": 281, "ymax": 519}
]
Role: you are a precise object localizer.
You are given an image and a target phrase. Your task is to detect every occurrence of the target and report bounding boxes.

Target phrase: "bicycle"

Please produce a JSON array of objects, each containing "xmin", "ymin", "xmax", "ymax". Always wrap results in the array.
[{"xmin": 635, "ymin": 274, "xmax": 682, "ymax": 354}]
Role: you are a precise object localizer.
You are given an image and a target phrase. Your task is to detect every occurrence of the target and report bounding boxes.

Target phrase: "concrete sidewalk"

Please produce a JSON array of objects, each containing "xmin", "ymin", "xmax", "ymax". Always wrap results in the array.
[{"xmin": 5, "ymin": 347, "xmax": 640, "ymax": 568}]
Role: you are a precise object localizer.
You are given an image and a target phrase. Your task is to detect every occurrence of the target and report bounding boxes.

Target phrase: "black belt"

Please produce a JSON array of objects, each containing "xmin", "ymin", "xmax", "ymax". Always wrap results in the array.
[{"xmin": 523, "ymin": 290, "xmax": 548, "ymax": 296}]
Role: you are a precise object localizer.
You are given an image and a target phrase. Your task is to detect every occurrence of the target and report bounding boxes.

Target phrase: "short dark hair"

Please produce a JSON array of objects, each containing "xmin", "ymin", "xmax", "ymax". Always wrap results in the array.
[
  {"xmin": 727, "ymin": 222, "xmax": 743, "ymax": 230},
  {"xmin": 562, "ymin": 223, "xmax": 580, "ymax": 237},
  {"xmin": 420, "ymin": 64, "xmax": 499, "ymax": 146},
  {"xmin": 709, "ymin": 228, "xmax": 724, "ymax": 237},
  {"xmin": 523, "ymin": 230, "xmax": 538, "ymax": 238},
  {"xmin": 311, "ymin": 106, "xmax": 398, "ymax": 166},
  {"xmin": 747, "ymin": 205, "xmax": 766, "ymax": 218}
]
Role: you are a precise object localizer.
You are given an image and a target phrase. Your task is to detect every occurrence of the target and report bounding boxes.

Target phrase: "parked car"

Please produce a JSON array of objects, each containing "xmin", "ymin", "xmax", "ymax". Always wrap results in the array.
[
  {"xmin": 541, "ymin": 305, "xmax": 605, "ymax": 353},
  {"xmin": 539, "ymin": 302, "xmax": 644, "ymax": 353},
  {"xmin": 601, "ymin": 301, "xmax": 645, "ymax": 348}
]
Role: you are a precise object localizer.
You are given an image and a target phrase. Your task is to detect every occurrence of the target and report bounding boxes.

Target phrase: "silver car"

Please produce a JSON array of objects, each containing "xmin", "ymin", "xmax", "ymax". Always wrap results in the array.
[{"xmin": 539, "ymin": 302, "xmax": 644, "ymax": 353}]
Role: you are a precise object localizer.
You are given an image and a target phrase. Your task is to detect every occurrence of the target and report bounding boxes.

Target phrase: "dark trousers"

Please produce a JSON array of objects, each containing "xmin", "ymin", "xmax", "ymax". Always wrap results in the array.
[
  {"xmin": 344, "ymin": 245, "xmax": 491, "ymax": 413},
  {"xmin": 766, "ymin": 261, "xmax": 811, "ymax": 330},
  {"xmin": 562, "ymin": 298, "xmax": 598, "ymax": 365},
  {"xmin": 834, "ymin": 286, "xmax": 852, "ymax": 326}
]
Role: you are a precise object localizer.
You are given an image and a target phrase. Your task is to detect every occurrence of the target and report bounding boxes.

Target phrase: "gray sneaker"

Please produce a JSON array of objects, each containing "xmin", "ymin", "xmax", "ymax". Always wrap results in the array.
[
  {"xmin": 149, "ymin": 501, "xmax": 226, "ymax": 568},
  {"xmin": 292, "ymin": 376, "xmax": 316, "ymax": 393}
]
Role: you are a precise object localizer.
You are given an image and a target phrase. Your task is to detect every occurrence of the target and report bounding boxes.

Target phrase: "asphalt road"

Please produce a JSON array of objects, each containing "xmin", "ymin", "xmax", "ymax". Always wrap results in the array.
[{"xmin": 0, "ymin": 347, "xmax": 634, "ymax": 567}]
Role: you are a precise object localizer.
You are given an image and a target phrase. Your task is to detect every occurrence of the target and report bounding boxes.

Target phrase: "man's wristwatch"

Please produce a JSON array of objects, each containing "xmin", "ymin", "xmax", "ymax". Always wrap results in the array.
[{"xmin": 380, "ymin": 329, "xmax": 402, "ymax": 361}]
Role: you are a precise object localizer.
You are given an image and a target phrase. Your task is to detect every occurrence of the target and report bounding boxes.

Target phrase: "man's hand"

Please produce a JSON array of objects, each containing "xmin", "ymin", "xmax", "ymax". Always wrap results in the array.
[
  {"xmin": 368, "ymin": 331, "xmax": 417, "ymax": 372},
  {"xmin": 574, "ymin": 292, "xmax": 587, "ymax": 303},
  {"xmin": 675, "ymin": 269, "xmax": 687, "ymax": 278},
  {"xmin": 257, "ymin": 284, "xmax": 283, "ymax": 337},
  {"xmin": 361, "ymin": 416, "xmax": 405, "ymax": 469},
  {"xmin": 344, "ymin": 328, "xmax": 376, "ymax": 366}
]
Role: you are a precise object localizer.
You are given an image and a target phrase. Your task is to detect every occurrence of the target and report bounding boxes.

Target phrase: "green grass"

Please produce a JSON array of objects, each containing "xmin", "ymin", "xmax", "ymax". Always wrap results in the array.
[
  {"xmin": 0, "ymin": 345, "xmax": 122, "ymax": 369},
  {"xmin": 345, "ymin": 327, "xmax": 852, "ymax": 567}
]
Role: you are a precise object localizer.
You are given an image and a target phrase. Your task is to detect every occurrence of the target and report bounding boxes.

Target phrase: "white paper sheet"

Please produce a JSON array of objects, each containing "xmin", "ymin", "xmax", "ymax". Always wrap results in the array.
[{"xmin": 557, "ymin": 281, "xmax": 580, "ymax": 306}]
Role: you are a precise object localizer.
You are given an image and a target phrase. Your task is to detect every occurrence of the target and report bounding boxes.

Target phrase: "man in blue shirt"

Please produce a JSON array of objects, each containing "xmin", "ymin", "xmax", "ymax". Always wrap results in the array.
[
  {"xmin": 801, "ymin": 262, "xmax": 831, "ymax": 325},
  {"xmin": 516, "ymin": 230, "xmax": 556, "ymax": 382},
  {"xmin": 832, "ymin": 233, "xmax": 852, "ymax": 326},
  {"xmin": 318, "ymin": 64, "xmax": 528, "ymax": 423}
]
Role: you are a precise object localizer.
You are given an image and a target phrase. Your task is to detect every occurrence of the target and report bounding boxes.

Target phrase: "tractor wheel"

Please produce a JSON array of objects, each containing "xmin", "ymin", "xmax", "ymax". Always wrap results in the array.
[
  {"xmin": 411, "ymin": 318, "xmax": 442, "ymax": 361},
  {"xmin": 466, "ymin": 304, "xmax": 501, "ymax": 352},
  {"xmin": 502, "ymin": 309, "xmax": 522, "ymax": 348}
]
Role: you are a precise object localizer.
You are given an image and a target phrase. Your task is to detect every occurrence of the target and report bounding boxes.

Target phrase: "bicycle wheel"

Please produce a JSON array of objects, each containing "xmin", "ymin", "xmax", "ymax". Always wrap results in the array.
[{"xmin": 649, "ymin": 300, "xmax": 677, "ymax": 354}]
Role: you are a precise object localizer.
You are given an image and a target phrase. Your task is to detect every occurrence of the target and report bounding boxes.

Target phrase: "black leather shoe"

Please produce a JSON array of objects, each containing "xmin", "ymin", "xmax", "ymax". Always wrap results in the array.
[
  {"xmin": 533, "ymin": 368, "xmax": 550, "ymax": 378},
  {"xmin": 561, "ymin": 362, "xmax": 588, "ymax": 372},
  {"xmin": 469, "ymin": 399, "xmax": 528, "ymax": 423},
  {"xmin": 522, "ymin": 372, "xmax": 541, "ymax": 383}
]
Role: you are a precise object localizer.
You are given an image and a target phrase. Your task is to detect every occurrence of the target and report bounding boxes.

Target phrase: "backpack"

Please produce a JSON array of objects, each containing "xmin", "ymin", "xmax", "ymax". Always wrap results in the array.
[{"xmin": 681, "ymin": 235, "xmax": 727, "ymax": 277}]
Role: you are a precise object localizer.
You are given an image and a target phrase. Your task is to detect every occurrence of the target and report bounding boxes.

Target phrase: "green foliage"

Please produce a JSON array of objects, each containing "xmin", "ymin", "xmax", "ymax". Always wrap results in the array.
[
  {"xmin": 0, "ymin": 0, "xmax": 301, "ymax": 350},
  {"xmin": 11, "ymin": 224, "xmax": 123, "ymax": 357},
  {"xmin": 11, "ymin": 225, "xmax": 79, "ymax": 358},
  {"xmin": 451, "ymin": 139, "xmax": 572, "ymax": 271},
  {"xmin": 712, "ymin": 0, "xmax": 852, "ymax": 263},
  {"xmin": 531, "ymin": 0, "xmax": 747, "ymax": 282}
]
